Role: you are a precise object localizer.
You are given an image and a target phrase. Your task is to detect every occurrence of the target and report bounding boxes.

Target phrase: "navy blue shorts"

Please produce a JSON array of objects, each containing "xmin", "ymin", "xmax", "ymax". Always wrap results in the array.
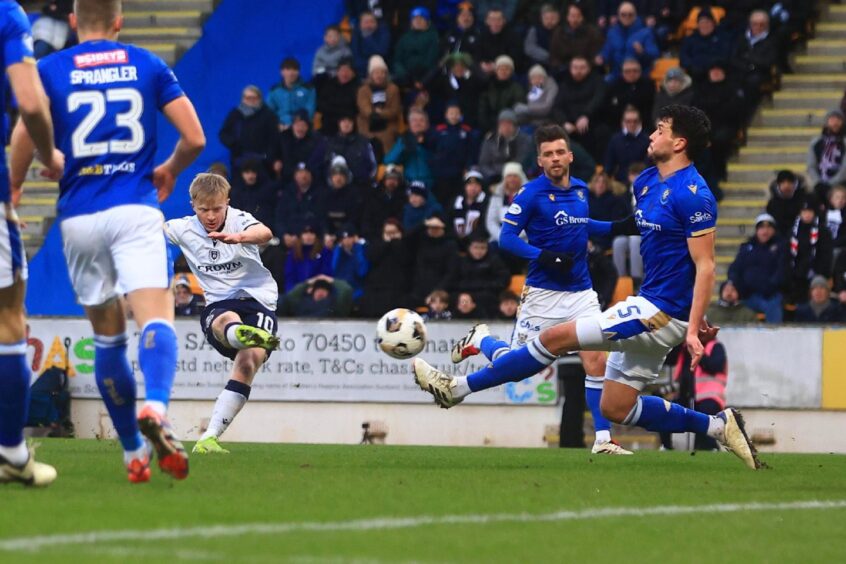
[{"xmin": 200, "ymin": 298, "xmax": 278, "ymax": 361}]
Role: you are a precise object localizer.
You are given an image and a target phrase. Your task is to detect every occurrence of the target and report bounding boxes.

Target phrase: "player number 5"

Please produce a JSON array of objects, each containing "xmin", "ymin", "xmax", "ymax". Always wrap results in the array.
[{"xmin": 68, "ymin": 88, "xmax": 145, "ymax": 157}]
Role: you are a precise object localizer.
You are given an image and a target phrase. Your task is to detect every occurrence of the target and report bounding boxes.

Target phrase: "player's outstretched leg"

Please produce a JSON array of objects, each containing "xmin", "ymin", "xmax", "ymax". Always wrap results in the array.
[
  {"xmin": 136, "ymin": 318, "xmax": 188, "ymax": 479},
  {"xmin": 94, "ymin": 332, "xmax": 152, "ymax": 483},
  {"xmin": 224, "ymin": 323, "xmax": 280, "ymax": 353}
]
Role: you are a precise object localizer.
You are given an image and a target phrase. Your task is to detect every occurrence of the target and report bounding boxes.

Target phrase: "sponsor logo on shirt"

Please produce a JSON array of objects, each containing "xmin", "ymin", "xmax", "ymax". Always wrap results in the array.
[
  {"xmin": 554, "ymin": 210, "xmax": 588, "ymax": 225},
  {"xmin": 689, "ymin": 211, "xmax": 713, "ymax": 224},
  {"xmin": 199, "ymin": 261, "xmax": 244, "ymax": 273},
  {"xmin": 660, "ymin": 188, "xmax": 671, "ymax": 204},
  {"xmin": 507, "ymin": 203, "xmax": 522, "ymax": 215},
  {"xmin": 78, "ymin": 162, "xmax": 136, "ymax": 176},
  {"xmin": 73, "ymin": 49, "xmax": 128, "ymax": 68},
  {"xmin": 634, "ymin": 209, "xmax": 662, "ymax": 231},
  {"xmin": 688, "ymin": 184, "xmax": 698, "ymax": 194}
]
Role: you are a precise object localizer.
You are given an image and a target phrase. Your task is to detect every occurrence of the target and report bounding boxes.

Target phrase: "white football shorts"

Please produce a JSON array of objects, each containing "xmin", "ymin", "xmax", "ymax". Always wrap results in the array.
[
  {"xmin": 0, "ymin": 203, "xmax": 27, "ymax": 289},
  {"xmin": 511, "ymin": 286, "xmax": 602, "ymax": 348},
  {"xmin": 60, "ymin": 204, "xmax": 170, "ymax": 306},
  {"xmin": 575, "ymin": 295, "xmax": 688, "ymax": 390}
]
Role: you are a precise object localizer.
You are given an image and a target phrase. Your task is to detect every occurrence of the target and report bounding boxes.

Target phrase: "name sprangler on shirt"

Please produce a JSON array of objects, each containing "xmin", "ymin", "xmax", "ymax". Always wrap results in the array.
[{"xmin": 70, "ymin": 65, "xmax": 138, "ymax": 86}]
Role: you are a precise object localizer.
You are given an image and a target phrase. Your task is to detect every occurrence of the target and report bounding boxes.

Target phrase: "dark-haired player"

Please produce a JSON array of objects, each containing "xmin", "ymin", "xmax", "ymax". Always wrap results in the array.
[
  {"xmin": 450, "ymin": 124, "xmax": 629, "ymax": 454},
  {"xmin": 415, "ymin": 105, "xmax": 762, "ymax": 469}
]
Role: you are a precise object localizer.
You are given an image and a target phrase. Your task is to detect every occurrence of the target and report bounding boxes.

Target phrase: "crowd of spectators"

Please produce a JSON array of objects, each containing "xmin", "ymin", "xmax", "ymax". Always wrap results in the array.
[{"xmin": 172, "ymin": 1, "xmax": 818, "ymax": 321}]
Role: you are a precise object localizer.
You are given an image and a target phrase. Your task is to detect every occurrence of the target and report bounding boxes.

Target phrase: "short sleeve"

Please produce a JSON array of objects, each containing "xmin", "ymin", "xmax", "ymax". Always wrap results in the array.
[
  {"xmin": 233, "ymin": 209, "xmax": 260, "ymax": 231},
  {"xmin": 164, "ymin": 219, "xmax": 183, "ymax": 244},
  {"xmin": 153, "ymin": 54, "xmax": 184, "ymax": 109},
  {"xmin": 675, "ymin": 186, "xmax": 717, "ymax": 238},
  {"xmin": 502, "ymin": 186, "xmax": 533, "ymax": 231},
  {"xmin": 3, "ymin": 5, "xmax": 35, "ymax": 68}
]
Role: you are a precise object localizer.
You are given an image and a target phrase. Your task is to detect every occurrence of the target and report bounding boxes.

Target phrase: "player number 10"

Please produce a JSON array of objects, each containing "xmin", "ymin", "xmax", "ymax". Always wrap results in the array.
[{"xmin": 67, "ymin": 88, "xmax": 145, "ymax": 158}]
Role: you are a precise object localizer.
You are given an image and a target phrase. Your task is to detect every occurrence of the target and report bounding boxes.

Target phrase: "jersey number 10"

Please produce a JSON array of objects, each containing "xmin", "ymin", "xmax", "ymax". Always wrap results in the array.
[{"xmin": 68, "ymin": 88, "xmax": 145, "ymax": 158}]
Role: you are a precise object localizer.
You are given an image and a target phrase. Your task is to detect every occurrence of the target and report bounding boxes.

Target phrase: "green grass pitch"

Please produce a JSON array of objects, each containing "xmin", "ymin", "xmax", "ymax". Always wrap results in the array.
[{"xmin": 1, "ymin": 439, "xmax": 845, "ymax": 563}]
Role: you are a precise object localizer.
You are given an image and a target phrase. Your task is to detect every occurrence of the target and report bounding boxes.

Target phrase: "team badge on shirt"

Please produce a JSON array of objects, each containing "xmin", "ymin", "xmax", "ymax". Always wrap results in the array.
[
  {"xmin": 576, "ymin": 190, "xmax": 585, "ymax": 200},
  {"xmin": 660, "ymin": 189, "xmax": 671, "ymax": 204},
  {"xmin": 209, "ymin": 249, "xmax": 220, "ymax": 262},
  {"xmin": 548, "ymin": 194, "xmax": 555, "ymax": 201}
]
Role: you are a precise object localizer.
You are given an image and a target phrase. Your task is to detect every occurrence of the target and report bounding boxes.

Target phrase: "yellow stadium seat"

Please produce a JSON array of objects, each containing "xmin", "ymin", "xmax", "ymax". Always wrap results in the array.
[
  {"xmin": 509, "ymin": 274, "xmax": 526, "ymax": 296},
  {"xmin": 650, "ymin": 58, "xmax": 680, "ymax": 89}
]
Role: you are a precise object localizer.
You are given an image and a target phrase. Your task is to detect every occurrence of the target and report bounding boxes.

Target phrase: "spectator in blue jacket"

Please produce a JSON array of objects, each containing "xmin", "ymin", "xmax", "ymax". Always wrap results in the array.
[
  {"xmin": 603, "ymin": 105, "xmax": 650, "ymax": 183},
  {"xmin": 679, "ymin": 9, "xmax": 732, "ymax": 84},
  {"xmin": 275, "ymin": 163, "xmax": 327, "ymax": 236},
  {"xmin": 284, "ymin": 225, "xmax": 334, "ymax": 292},
  {"xmin": 332, "ymin": 225, "xmax": 369, "ymax": 300},
  {"xmin": 431, "ymin": 102, "xmax": 480, "ymax": 205},
  {"xmin": 794, "ymin": 276, "xmax": 844, "ymax": 323},
  {"xmin": 351, "ymin": 10, "xmax": 391, "ymax": 77},
  {"xmin": 403, "ymin": 180, "xmax": 443, "ymax": 232},
  {"xmin": 267, "ymin": 58, "xmax": 316, "ymax": 129},
  {"xmin": 597, "ymin": 2, "xmax": 659, "ymax": 83},
  {"xmin": 728, "ymin": 213, "xmax": 789, "ymax": 323},
  {"xmin": 384, "ymin": 107, "xmax": 435, "ymax": 188}
]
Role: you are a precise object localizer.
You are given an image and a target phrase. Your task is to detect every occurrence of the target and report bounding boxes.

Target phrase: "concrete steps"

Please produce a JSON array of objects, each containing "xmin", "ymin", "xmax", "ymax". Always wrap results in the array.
[{"xmin": 770, "ymin": 90, "xmax": 842, "ymax": 109}]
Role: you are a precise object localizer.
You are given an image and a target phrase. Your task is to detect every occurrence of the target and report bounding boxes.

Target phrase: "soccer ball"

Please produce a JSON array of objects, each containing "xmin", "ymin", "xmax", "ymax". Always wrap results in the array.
[{"xmin": 376, "ymin": 308, "xmax": 427, "ymax": 359}]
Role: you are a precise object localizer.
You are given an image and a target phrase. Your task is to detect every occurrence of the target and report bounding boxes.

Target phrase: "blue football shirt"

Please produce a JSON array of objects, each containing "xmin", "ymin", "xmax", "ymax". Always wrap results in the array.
[
  {"xmin": 633, "ymin": 164, "xmax": 718, "ymax": 320},
  {"xmin": 0, "ymin": 1, "xmax": 36, "ymax": 203},
  {"xmin": 502, "ymin": 174, "xmax": 593, "ymax": 292},
  {"xmin": 37, "ymin": 40, "xmax": 185, "ymax": 219}
]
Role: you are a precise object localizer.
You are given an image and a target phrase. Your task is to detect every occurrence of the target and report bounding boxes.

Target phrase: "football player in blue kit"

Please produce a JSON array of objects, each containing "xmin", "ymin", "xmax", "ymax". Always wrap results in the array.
[
  {"xmin": 10, "ymin": 0, "xmax": 206, "ymax": 482},
  {"xmin": 450, "ymin": 124, "xmax": 630, "ymax": 455},
  {"xmin": 0, "ymin": 0, "xmax": 64, "ymax": 486},
  {"xmin": 415, "ymin": 105, "xmax": 761, "ymax": 469}
]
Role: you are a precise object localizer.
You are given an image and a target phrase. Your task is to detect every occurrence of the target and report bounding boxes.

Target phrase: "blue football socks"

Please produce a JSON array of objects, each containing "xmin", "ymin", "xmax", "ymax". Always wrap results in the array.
[
  {"xmin": 0, "ymin": 341, "xmax": 31, "ymax": 450},
  {"xmin": 467, "ymin": 338, "xmax": 557, "ymax": 392},
  {"xmin": 624, "ymin": 395, "xmax": 710, "ymax": 434},
  {"xmin": 94, "ymin": 333, "xmax": 143, "ymax": 451},
  {"xmin": 138, "ymin": 320, "xmax": 178, "ymax": 406},
  {"xmin": 585, "ymin": 376, "xmax": 611, "ymax": 441},
  {"xmin": 479, "ymin": 336, "xmax": 509, "ymax": 362}
]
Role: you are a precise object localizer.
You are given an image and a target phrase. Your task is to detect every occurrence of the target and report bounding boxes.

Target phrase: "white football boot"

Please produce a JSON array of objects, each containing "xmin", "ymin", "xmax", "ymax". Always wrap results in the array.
[
  {"xmin": 413, "ymin": 358, "xmax": 464, "ymax": 408},
  {"xmin": 717, "ymin": 408, "xmax": 762, "ymax": 469},
  {"xmin": 450, "ymin": 323, "xmax": 490, "ymax": 364},
  {"xmin": 591, "ymin": 440, "xmax": 634, "ymax": 455},
  {"xmin": 0, "ymin": 451, "xmax": 57, "ymax": 487}
]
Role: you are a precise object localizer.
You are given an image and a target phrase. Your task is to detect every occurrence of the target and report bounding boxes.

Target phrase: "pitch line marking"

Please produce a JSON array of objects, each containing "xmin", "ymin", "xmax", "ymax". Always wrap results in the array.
[{"xmin": 2, "ymin": 500, "xmax": 845, "ymax": 552}]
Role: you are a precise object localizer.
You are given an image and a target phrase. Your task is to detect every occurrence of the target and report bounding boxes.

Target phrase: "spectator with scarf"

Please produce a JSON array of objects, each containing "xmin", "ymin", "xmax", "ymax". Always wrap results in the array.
[
  {"xmin": 787, "ymin": 197, "xmax": 833, "ymax": 307},
  {"xmin": 807, "ymin": 109, "xmax": 846, "ymax": 194}
]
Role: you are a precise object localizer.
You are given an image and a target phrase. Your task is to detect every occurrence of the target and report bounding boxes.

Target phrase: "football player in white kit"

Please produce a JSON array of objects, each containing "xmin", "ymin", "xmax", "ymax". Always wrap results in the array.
[{"xmin": 165, "ymin": 173, "xmax": 279, "ymax": 454}]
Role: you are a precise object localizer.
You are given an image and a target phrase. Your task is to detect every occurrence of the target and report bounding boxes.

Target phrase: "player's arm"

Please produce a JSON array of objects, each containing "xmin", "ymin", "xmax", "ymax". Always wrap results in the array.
[
  {"xmin": 500, "ymin": 196, "xmax": 573, "ymax": 273},
  {"xmin": 209, "ymin": 223, "xmax": 272, "ymax": 245},
  {"xmin": 687, "ymin": 231, "xmax": 716, "ymax": 369},
  {"xmin": 7, "ymin": 62, "xmax": 61, "ymax": 170},
  {"xmin": 154, "ymin": 96, "xmax": 206, "ymax": 202},
  {"xmin": 587, "ymin": 216, "xmax": 638, "ymax": 237}
]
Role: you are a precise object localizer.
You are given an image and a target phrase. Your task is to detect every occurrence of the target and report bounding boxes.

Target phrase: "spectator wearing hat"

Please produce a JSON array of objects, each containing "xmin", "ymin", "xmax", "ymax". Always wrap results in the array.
[
  {"xmin": 284, "ymin": 225, "xmax": 333, "ymax": 292},
  {"xmin": 478, "ymin": 55, "xmax": 524, "ymax": 134},
  {"xmin": 312, "ymin": 24, "xmax": 353, "ymax": 80},
  {"xmin": 385, "ymin": 107, "xmax": 436, "ymax": 189},
  {"xmin": 731, "ymin": 10, "xmax": 779, "ymax": 117},
  {"xmin": 523, "ymin": 3, "xmax": 560, "ymax": 68},
  {"xmin": 326, "ymin": 114, "xmax": 377, "ymax": 191},
  {"xmin": 229, "ymin": 159, "xmax": 279, "ymax": 231},
  {"xmin": 603, "ymin": 57, "xmax": 654, "ymax": 132},
  {"xmin": 351, "ymin": 10, "xmax": 391, "ymax": 77},
  {"xmin": 604, "ymin": 105, "xmax": 650, "ymax": 184},
  {"xmin": 766, "ymin": 170, "xmax": 810, "ymax": 238},
  {"xmin": 275, "ymin": 162, "xmax": 327, "ymax": 236},
  {"xmin": 359, "ymin": 219, "xmax": 412, "ymax": 317},
  {"xmin": 549, "ymin": 3, "xmax": 603, "ymax": 71},
  {"xmin": 445, "ymin": 233, "xmax": 510, "ymax": 315},
  {"xmin": 392, "ymin": 6, "xmax": 440, "ymax": 87},
  {"xmin": 478, "ymin": 109, "xmax": 533, "ymax": 183},
  {"xmin": 692, "ymin": 63, "xmax": 745, "ymax": 181},
  {"xmin": 273, "ymin": 109, "xmax": 327, "ymax": 184},
  {"xmin": 476, "ymin": 6, "xmax": 523, "ymax": 76},
  {"xmin": 428, "ymin": 52, "xmax": 486, "ymax": 128},
  {"xmin": 173, "ymin": 275, "xmax": 203, "ymax": 317},
  {"xmin": 267, "ymin": 57, "xmax": 316, "ymax": 130},
  {"xmin": 324, "ymin": 158, "xmax": 362, "ymax": 235},
  {"xmin": 357, "ymin": 55, "xmax": 402, "ymax": 155},
  {"xmin": 807, "ymin": 109, "xmax": 846, "ymax": 194},
  {"xmin": 795, "ymin": 276, "xmax": 844, "ymax": 323},
  {"xmin": 597, "ymin": 2, "xmax": 659, "ymax": 84},
  {"xmin": 451, "ymin": 170, "xmax": 488, "ymax": 242},
  {"xmin": 679, "ymin": 9, "xmax": 733, "ymax": 84},
  {"xmin": 360, "ymin": 165, "xmax": 407, "ymax": 242},
  {"xmin": 553, "ymin": 55, "xmax": 606, "ymax": 160},
  {"xmin": 441, "ymin": 2, "xmax": 480, "ymax": 59},
  {"xmin": 651, "ymin": 67, "xmax": 693, "ymax": 124},
  {"xmin": 317, "ymin": 58, "xmax": 358, "ymax": 132},
  {"xmin": 513, "ymin": 64, "xmax": 558, "ymax": 127},
  {"xmin": 486, "ymin": 161, "xmax": 527, "ymax": 245},
  {"xmin": 409, "ymin": 214, "xmax": 459, "ymax": 306},
  {"xmin": 219, "ymin": 85, "xmax": 279, "ymax": 176},
  {"xmin": 332, "ymin": 225, "xmax": 369, "ymax": 300},
  {"xmin": 728, "ymin": 213, "xmax": 789, "ymax": 322},
  {"xmin": 787, "ymin": 197, "xmax": 833, "ymax": 306},
  {"xmin": 706, "ymin": 280, "xmax": 759, "ymax": 325},
  {"xmin": 403, "ymin": 180, "xmax": 443, "ymax": 231},
  {"xmin": 431, "ymin": 103, "xmax": 480, "ymax": 205}
]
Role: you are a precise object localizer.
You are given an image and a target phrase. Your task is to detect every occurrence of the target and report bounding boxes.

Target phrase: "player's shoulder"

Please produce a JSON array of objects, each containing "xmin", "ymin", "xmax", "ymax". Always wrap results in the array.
[
  {"xmin": 166, "ymin": 215, "xmax": 196, "ymax": 231},
  {"xmin": 0, "ymin": 1, "xmax": 28, "ymax": 26},
  {"xmin": 671, "ymin": 166, "xmax": 716, "ymax": 204},
  {"xmin": 633, "ymin": 165, "xmax": 658, "ymax": 188},
  {"xmin": 522, "ymin": 175, "xmax": 548, "ymax": 194}
]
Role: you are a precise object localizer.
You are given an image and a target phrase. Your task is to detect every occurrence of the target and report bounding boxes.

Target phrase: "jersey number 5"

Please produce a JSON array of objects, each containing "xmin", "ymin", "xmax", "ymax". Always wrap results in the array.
[{"xmin": 68, "ymin": 88, "xmax": 145, "ymax": 157}]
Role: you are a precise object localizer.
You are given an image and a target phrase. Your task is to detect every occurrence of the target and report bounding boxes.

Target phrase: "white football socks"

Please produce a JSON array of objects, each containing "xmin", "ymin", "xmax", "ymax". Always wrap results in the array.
[
  {"xmin": 224, "ymin": 323, "xmax": 249, "ymax": 350},
  {"xmin": 0, "ymin": 442, "xmax": 29, "ymax": 466},
  {"xmin": 202, "ymin": 389, "xmax": 248, "ymax": 440},
  {"xmin": 451, "ymin": 376, "xmax": 472, "ymax": 398},
  {"xmin": 143, "ymin": 400, "xmax": 167, "ymax": 417},
  {"xmin": 706, "ymin": 415, "xmax": 726, "ymax": 439}
]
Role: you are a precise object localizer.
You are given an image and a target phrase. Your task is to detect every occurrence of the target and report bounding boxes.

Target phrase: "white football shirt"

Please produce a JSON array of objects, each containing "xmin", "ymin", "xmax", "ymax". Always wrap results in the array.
[{"xmin": 165, "ymin": 207, "xmax": 278, "ymax": 310}]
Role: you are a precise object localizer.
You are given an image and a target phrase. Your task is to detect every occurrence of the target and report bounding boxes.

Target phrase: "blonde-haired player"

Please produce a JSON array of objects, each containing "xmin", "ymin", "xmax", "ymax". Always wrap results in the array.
[{"xmin": 165, "ymin": 173, "xmax": 279, "ymax": 454}]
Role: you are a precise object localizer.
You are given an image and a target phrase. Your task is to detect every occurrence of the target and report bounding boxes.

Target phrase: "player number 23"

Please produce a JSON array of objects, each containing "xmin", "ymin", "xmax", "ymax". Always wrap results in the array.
[{"xmin": 68, "ymin": 88, "xmax": 144, "ymax": 157}]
